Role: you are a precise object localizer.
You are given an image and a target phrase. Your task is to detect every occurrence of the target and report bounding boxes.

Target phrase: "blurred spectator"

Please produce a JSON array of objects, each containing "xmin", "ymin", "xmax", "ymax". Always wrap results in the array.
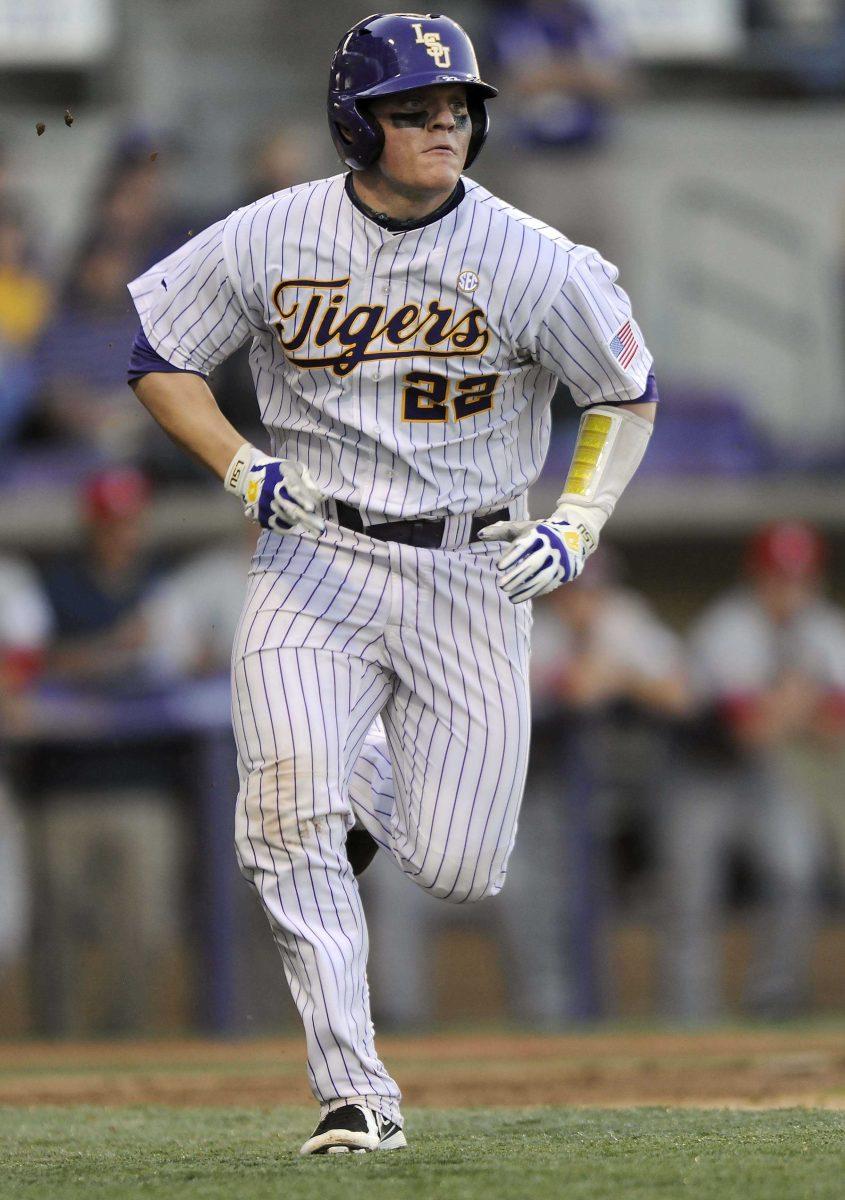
[
  {"xmin": 746, "ymin": 0, "xmax": 845, "ymax": 36},
  {"xmin": 661, "ymin": 522, "xmax": 845, "ymax": 1020},
  {"xmin": 42, "ymin": 466, "xmax": 156, "ymax": 686},
  {"xmin": 139, "ymin": 525, "xmax": 256, "ymax": 682},
  {"xmin": 363, "ymin": 551, "xmax": 687, "ymax": 1027},
  {"xmin": 499, "ymin": 552, "xmax": 688, "ymax": 1022},
  {"xmin": 26, "ymin": 129, "xmax": 209, "ymax": 470},
  {"xmin": 745, "ymin": 1, "xmax": 845, "ymax": 92},
  {"xmin": 26, "ymin": 466, "xmax": 186, "ymax": 1034},
  {"xmin": 0, "ymin": 205, "xmax": 52, "ymax": 447},
  {"xmin": 486, "ymin": 0, "xmax": 630, "ymax": 251},
  {"xmin": 0, "ymin": 554, "xmax": 52, "ymax": 710},
  {"xmin": 490, "ymin": 0, "xmax": 626, "ymax": 149},
  {"xmin": 34, "ymin": 237, "xmax": 147, "ymax": 457},
  {"xmin": 93, "ymin": 129, "xmax": 195, "ymax": 273},
  {"xmin": 0, "ymin": 555, "xmax": 53, "ymax": 980},
  {"xmin": 136, "ymin": 525, "xmax": 287, "ymax": 1030},
  {"xmin": 236, "ymin": 128, "xmax": 313, "ymax": 207}
]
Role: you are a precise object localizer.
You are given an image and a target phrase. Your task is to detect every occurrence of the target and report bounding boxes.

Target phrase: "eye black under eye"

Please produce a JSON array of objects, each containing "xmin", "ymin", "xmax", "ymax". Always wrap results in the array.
[
  {"xmin": 389, "ymin": 111, "xmax": 427, "ymax": 128},
  {"xmin": 389, "ymin": 108, "xmax": 470, "ymax": 129}
]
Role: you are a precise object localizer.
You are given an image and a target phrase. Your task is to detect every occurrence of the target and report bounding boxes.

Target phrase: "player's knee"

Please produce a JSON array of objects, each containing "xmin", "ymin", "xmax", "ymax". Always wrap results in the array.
[
  {"xmin": 416, "ymin": 860, "xmax": 504, "ymax": 905},
  {"xmin": 394, "ymin": 834, "xmax": 510, "ymax": 903},
  {"xmin": 440, "ymin": 877, "xmax": 501, "ymax": 904},
  {"xmin": 234, "ymin": 758, "xmax": 342, "ymax": 865}
]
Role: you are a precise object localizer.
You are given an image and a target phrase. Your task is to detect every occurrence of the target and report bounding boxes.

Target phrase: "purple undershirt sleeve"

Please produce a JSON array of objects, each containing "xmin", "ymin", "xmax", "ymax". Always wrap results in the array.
[
  {"xmin": 625, "ymin": 371, "xmax": 658, "ymax": 405},
  {"xmin": 127, "ymin": 327, "xmax": 208, "ymax": 385},
  {"xmin": 583, "ymin": 372, "xmax": 658, "ymax": 411}
]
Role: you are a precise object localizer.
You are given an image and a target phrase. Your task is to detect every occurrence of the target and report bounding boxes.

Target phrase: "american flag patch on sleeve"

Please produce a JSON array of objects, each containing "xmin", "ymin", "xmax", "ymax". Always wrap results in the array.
[{"xmin": 609, "ymin": 320, "xmax": 639, "ymax": 370}]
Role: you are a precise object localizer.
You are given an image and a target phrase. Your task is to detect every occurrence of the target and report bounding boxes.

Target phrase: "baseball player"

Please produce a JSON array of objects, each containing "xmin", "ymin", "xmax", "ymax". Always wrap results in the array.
[{"xmin": 127, "ymin": 12, "xmax": 656, "ymax": 1154}]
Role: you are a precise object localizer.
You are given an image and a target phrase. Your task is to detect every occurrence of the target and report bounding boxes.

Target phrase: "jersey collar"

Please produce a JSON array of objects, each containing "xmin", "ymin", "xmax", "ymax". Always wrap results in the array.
[{"xmin": 344, "ymin": 173, "xmax": 465, "ymax": 233}]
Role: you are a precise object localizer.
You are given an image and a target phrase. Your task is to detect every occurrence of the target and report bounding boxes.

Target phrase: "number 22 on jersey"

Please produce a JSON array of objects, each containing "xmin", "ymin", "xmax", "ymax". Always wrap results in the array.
[{"xmin": 402, "ymin": 371, "xmax": 499, "ymax": 422}]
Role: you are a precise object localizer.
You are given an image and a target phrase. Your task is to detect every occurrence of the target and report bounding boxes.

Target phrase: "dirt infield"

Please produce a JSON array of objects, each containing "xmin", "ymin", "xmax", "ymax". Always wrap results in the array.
[{"xmin": 0, "ymin": 1027, "xmax": 842, "ymax": 1109}]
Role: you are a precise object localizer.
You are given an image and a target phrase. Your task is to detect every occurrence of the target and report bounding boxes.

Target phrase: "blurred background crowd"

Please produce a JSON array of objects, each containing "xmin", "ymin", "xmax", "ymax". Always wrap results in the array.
[{"xmin": 1, "ymin": 0, "xmax": 844, "ymax": 1036}]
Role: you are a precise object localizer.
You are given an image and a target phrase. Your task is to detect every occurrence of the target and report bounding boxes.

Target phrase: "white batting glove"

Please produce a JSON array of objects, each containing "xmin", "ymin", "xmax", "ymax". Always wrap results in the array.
[
  {"xmin": 224, "ymin": 443, "xmax": 325, "ymax": 536},
  {"xmin": 479, "ymin": 513, "xmax": 595, "ymax": 603}
]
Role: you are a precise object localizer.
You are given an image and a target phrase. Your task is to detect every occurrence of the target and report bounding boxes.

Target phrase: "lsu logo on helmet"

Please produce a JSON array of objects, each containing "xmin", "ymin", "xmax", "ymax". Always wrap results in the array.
[{"xmin": 411, "ymin": 21, "xmax": 451, "ymax": 69}]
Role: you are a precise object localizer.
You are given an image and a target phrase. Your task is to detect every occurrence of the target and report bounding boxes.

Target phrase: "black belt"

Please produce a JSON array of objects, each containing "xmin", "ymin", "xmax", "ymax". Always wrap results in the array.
[{"xmin": 335, "ymin": 501, "xmax": 509, "ymax": 548}]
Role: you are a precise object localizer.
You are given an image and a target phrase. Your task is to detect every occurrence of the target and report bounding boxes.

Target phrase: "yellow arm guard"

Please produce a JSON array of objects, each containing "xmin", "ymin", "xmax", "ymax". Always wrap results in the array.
[{"xmin": 552, "ymin": 405, "xmax": 653, "ymax": 551}]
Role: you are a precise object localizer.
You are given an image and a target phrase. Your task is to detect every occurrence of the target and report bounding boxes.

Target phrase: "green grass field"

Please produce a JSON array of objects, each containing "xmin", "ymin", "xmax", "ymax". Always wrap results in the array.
[
  {"xmin": 1, "ymin": 1105, "xmax": 842, "ymax": 1200},
  {"xmin": 1, "ymin": 1029, "xmax": 842, "ymax": 1199}
]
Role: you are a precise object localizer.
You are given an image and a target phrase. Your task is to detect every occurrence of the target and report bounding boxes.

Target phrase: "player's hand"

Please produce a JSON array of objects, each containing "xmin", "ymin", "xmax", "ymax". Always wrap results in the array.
[
  {"xmin": 478, "ymin": 516, "xmax": 590, "ymax": 603},
  {"xmin": 225, "ymin": 444, "xmax": 325, "ymax": 536}
]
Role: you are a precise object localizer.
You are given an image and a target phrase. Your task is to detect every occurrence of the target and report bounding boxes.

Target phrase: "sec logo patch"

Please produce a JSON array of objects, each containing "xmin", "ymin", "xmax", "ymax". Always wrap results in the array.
[{"xmin": 457, "ymin": 270, "xmax": 479, "ymax": 294}]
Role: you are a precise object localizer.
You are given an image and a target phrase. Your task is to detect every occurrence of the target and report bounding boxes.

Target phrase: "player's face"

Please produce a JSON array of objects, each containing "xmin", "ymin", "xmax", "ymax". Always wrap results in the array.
[{"xmin": 367, "ymin": 85, "xmax": 472, "ymax": 197}]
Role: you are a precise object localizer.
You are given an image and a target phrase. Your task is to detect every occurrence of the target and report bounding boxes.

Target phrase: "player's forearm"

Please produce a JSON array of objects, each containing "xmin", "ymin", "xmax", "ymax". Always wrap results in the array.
[
  {"xmin": 554, "ymin": 400, "xmax": 655, "ymax": 546},
  {"xmin": 620, "ymin": 400, "xmax": 656, "ymax": 425},
  {"xmin": 131, "ymin": 372, "xmax": 245, "ymax": 482}
]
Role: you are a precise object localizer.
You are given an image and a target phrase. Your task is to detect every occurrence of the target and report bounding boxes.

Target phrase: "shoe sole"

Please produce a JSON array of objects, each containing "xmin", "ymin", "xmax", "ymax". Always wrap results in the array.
[
  {"xmin": 300, "ymin": 1130, "xmax": 379, "ymax": 1155},
  {"xmin": 300, "ymin": 1129, "xmax": 407, "ymax": 1155}
]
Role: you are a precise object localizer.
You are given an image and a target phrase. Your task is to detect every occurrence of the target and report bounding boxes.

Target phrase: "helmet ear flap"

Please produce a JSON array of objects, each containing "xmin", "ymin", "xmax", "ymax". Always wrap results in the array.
[
  {"xmin": 328, "ymin": 97, "xmax": 384, "ymax": 169},
  {"xmin": 463, "ymin": 92, "xmax": 490, "ymax": 170},
  {"xmin": 355, "ymin": 99, "xmax": 384, "ymax": 160}
]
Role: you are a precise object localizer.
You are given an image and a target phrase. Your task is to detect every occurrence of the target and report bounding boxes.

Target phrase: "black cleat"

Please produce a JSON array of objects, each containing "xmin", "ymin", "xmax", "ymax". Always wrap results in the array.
[
  {"xmin": 299, "ymin": 1103, "xmax": 407, "ymax": 1155},
  {"xmin": 346, "ymin": 826, "xmax": 379, "ymax": 876}
]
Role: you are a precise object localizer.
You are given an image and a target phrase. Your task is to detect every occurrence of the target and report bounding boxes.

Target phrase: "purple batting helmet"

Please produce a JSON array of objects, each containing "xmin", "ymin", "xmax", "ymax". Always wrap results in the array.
[{"xmin": 327, "ymin": 12, "xmax": 497, "ymax": 171}]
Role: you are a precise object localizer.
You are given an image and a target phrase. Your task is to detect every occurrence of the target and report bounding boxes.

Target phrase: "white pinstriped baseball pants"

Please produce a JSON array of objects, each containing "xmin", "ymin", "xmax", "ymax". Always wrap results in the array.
[{"xmin": 230, "ymin": 523, "xmax": 532, "ymax": 1123}]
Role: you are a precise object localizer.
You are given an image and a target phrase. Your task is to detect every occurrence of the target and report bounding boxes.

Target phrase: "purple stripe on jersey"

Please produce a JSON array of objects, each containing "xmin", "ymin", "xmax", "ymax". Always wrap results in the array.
[
  {"xmin": 539, "ymin": 343, "xmax": 590, "ymax": 405},
  {"xmin": 388, "ymin": 202, "xmax": 463, "ymax": 518},
  {"xmin": 151, "ymin": 257, "xmax": 222, "ymax": 348},
  {"xmin": 509, "ymin": 234, "xmax": 543, "ymax": 324},
  {"xmin": 445, "ymin": 562, "xmax": 503, "ymax": 900},
  {"xmin": 403, "ymin": 546, "xmax": 455, "ymax": 873},
  {"xmin": 149, "ymin": 231, "xmax": 223, "ymax": 327},
  {"xmin": 292, "ymin": 652, "xmax": 362, "ymax": 1042},
  {"xmin": 598, "ymin": 254, "xmax": 627, "ymax": 304},
  {"xmin": 383, "ymin": 544, "xmax": 424, "ymax": 839},
  {"xmin": 343, "ymin": 673, "xmax": 392, "ymax": 771},
  {"xmin": 188, "ymin": 289, "xmax": 240, "ymax": 358},
  {"xmin": 167, "ymin": 269, "xmax": 229, "ymax": 346},
  {"xmin": 548, "ymin": 299, "xmax": 617, "ymax": 391},
  {"xmin": 339, "ymin": 565, "xmax": 390, "ymax": 656},
  {"xmin": 267, "ymin": 648, "xmax": 360, "ymax": 1095},
  {"xmin": 465, "ymin": 574, "xmax": 530, "ymax": 899},
  {"xmin": 238, "ymin": 653, "xmax": 341, "ymax": 1093},
  {"xmin": 419, "ymin": 554, "xmax": 478, "ymax": 895},
  {"xmin": 512, "ymin": 242, "xmax": 560, "ymax": 344},
  {"xmin": 538, "ymin": 330, "xmax": 596, "ymax": 405},
  {"xmin": 571, "ymin": 258, "xmax": 618, "ymax": 332}
]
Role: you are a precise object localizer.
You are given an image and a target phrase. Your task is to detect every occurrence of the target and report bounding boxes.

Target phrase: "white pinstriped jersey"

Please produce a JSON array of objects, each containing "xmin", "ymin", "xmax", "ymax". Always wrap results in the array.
[{"xmin": 128, "ymin": 172, "xmax": 652, "ymax": 522}]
